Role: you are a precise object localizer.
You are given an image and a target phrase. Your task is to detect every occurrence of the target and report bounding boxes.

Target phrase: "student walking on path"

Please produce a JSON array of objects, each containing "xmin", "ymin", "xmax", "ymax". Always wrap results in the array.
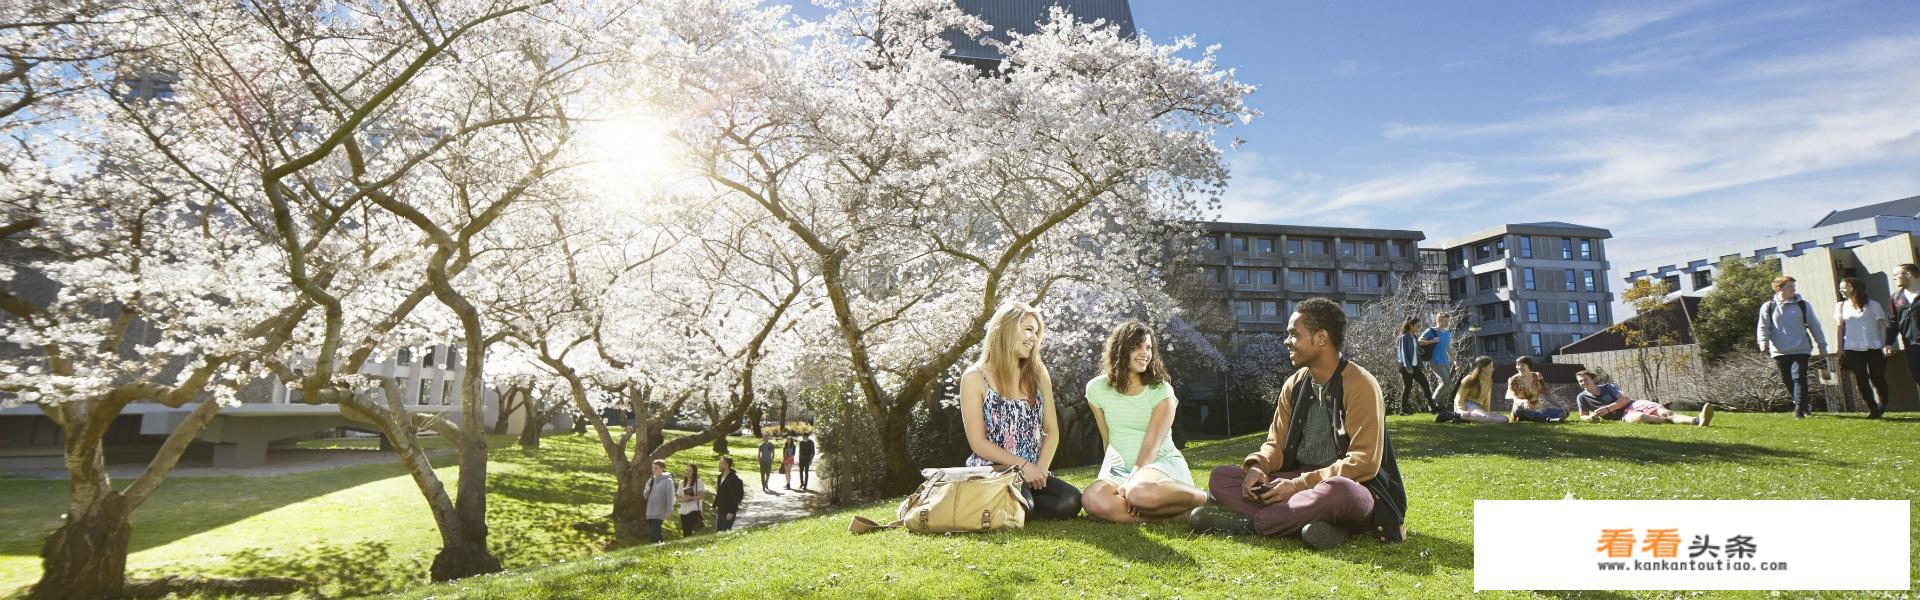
[
  {"xmin": 643, "ymin": 459, "xmax": 675, "ymax": 544},
  {"xmin": 714, "ymin": 457, "xmax": 745, "ymax": 531},
  {"xmin": 1756, "ymin": 276, "xmax": 1828, "ymax": 418},
  {"xmin": 797, "ymin": 433, "xmax": 817, "ymax": 490},
  {"xmin": 1836, "ymin": 276, "xmax": 1890, "ymax": 417},
  {"xmin": 781, "ymin": 436, "xmax": 797, "ymax": 491},
  {"xmin": 757, "ymin": 437, "xmax": 775, "ymax": 492}
]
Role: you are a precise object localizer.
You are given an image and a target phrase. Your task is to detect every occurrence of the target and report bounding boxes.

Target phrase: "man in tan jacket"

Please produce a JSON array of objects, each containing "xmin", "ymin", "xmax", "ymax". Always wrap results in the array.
[{"xmin": 1190, "ymin": 298, "xmax": 1409, "ymax": 548}]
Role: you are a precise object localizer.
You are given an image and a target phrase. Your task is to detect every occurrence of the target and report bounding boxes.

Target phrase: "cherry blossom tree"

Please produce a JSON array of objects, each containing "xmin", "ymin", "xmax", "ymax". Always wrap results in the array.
[{"xmin": 674, "ymin": 0, "xmax": 1255, "ymax": 490}]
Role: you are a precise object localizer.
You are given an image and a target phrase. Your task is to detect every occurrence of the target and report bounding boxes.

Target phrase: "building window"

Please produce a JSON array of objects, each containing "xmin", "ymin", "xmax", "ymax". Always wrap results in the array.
[
  {"xmin": 1530, "ymin": 333, "xmax": 1543, "ymax": 355},
  {"xmin": 1567, "ymin": 302, "xmax": 1578, "ymax": 323},
  {"xmin": 1364, "ymin": 272, "xmax": 1383, "ymax": 289},
  {"xmin": 1340, "ymin": 271, "xmax": 1358, "ymax": 288},
  {"xmin": 1565, "ymin": 269, "xmax": 1577, "ymax": 291},
  {"xmin": 1579, "ymin": 239, "xmax": 1593, "ymax": 260},
  {"xmin": 1259, "ymin": 301, "xmax": 1281, "ymax": 321},
  {"xmin": 418, "ymin": 378, "xmax": 433, "ymax": 406},
  {"xmin": 1520, "ymin": 236, "xmax": 1533, "ymax": 258},
  {"xmin": 1231, "ymin": 237, "xmax": 1248, "ymax": 252},
  {"xmin": 1286, "ymin": 239, "xmax": 1303, "ymax": 254},
  {"xmin": 1476, "ymin": 243, "xmax": 1492, "ymax": 260},
  {"xmin": 1523, "ymin": 268, "xmax": 1536, "ymax": 290},
  {"xmin": 1233, "ymin": 300, "xmax": 1254, "ymax": 320},
  {"xmin": 1662, "ymin": 274, "xmax": 1681, "ymax": 291},
  {"xmin": 1287, "ymin": 270, "xmax": 1304, "ymax": 286},
  {"xmin": 1561, "ymin": 239, "xmax": 1573, "ymax": 259},
  {"xmin": 1361, "ymin": 242, "xmax": 1380, "ymax": 257},
  {"xmin": 446, "ymin": 348, "xmax": 458, "ymax": 369},
  {"xmin": 1256, "ymin": 238, "xmax": 1275, "ymax": 254},
  {"xmin": 1340, "ymin": 241, "xmax": 1356, "ymax": 256},
  {"xmin": 424, "ymin": 347, "xmax": 437, "ymax": 368},
  {"xmin": 1311, "ymin": 239, "xmax": 1329, "ymax": 255},
  {"xmin": 1526, "ymin": 300, "xmax": 1539, "ymax": 322},
  {"xmin": 1495, "ymin": 239, "xmax": 1507, "ymax": 256},
  {"xmin": 1201, "ymin": 236, "xmax": 1219, "ymax": 250},
  {"xmin": 1583, "ymin": 270, "xmax": 1596, "ymax": 292},
  {"xmin": 1232, "ymin": 269, "xmax": 1250, "ymax": 285},
  {"xmin": 1389, "ymin": 242, "xmax": 1405, "ymax": 257},
  {"xmin": 442, "ymin": 380, "xmax": 455, "ymax": 406},
  {"xmin": 397, "ymin": 347, "xmax": 412, "ymax": 365},
  {"xmin": 1692, "ymin": 270, "xmax": 1712, "ymax": 290},
  {"xmin": 1203, "ymin": 267, "xmax": 1222, "ymax": 283},
  {"xmin": 1256, "ymin": 269, "xmax": 1277, "ymax": 287},
  {"xmin": 1498, "ymin": 271, "xmax": 1509, "ymax": 289},
  {"xmin": 1451, "ymin": 278, "xmax": 1467, "ymax": 296},
  {"xmin": 1310, "ymin": 271, "xmax": 1330, "ymax": 287},
  {"xmin": 1587, "ymin": 301, "xmax": 1601, "ymax": 323},
  {"xmin": 1344, "ymin": 302, "xmax": 1361, "ymax": 317},
  {"xmin": 1476, "ymin": 272, "xmax": 1496, "ymax": 291},
  {"xmin": 1479, "ymin": 304, "xmax": 1497, "ymax": 322}
]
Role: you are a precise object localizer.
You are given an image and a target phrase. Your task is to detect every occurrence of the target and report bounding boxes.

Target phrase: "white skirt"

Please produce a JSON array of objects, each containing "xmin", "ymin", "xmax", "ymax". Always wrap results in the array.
[{"xmin": 1096, "ymin": 445, "xmax": 1194, "ymax": 486}]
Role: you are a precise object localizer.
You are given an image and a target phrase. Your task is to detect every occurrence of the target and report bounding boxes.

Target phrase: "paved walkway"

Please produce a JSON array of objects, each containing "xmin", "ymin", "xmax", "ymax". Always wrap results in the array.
[{"xmin": 731, "ymin": 457, "xmax": 830, "ymax": 529}]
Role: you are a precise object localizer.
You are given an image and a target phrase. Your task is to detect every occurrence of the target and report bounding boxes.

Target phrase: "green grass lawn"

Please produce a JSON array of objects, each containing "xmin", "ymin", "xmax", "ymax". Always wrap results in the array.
[
  {"xmin": 387, "ymin": 414, "xmax": 1920, "ymax": 599},
  {"xmin": 0, "ymin": 431, "xmax": 759, "ymax": 598}
]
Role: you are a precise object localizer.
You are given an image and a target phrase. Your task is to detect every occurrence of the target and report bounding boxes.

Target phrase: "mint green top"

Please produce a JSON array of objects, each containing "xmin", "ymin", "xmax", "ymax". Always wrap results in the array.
[{"xmin": 1085, "ymin": 375, "xmax": 1191, "ymax": 484}]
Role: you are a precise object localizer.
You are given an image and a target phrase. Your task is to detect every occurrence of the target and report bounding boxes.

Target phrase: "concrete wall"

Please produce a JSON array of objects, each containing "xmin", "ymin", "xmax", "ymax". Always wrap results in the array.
[{"xmin": 1559, "ymin": 345, "xmax": 1703, "ymax": 404}]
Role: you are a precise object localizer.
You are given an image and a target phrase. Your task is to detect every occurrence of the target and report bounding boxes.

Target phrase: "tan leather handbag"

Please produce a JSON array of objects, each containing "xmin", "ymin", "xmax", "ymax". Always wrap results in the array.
[{"xmin": 849, "ymin": 466, "xmax": 1030, "ymax": 534}]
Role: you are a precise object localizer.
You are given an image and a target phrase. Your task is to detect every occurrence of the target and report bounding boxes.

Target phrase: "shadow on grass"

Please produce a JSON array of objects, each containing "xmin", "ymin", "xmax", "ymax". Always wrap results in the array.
[
  {"xmin": 0, "ymin": 449, "xmax": 462, "ymax": 563},
  {"xmin": 1211, "ymin": 524, "xmax": 1475, "ymax": 576},
  {"xmin": 1023, "ymin": 521, "xmax": 1199, "ymax": 567},
  {"xmin": 1175, "ymin": 421, "xmax": 1832, "ymax": 467}
]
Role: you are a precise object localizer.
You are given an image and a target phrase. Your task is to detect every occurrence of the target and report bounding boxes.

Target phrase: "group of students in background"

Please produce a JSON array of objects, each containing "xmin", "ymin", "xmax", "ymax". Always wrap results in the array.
[
  {"xmin": 637, "ymin": 432, "xmax": 818, "ymax": 545},
  {"xmin": 957, "ymin": 298, "xmax": 1406, "ymax": 549},
  {"xmin": 641, "ymin": 456, "xmax": 747, "ymax": 544},
  {"xmin": 1793, "ymin": 265, "xmax": 1920, "ymax": 420}
]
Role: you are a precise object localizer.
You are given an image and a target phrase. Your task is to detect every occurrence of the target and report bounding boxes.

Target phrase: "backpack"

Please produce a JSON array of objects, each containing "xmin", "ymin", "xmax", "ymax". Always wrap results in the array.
[
  {"xmin": 848, "ymin": 466, "xmax": 1030, "ymax": 534},
  {"xmin": 1278, "ymin": 360, "xmax": 1409, "ymax": 541}
]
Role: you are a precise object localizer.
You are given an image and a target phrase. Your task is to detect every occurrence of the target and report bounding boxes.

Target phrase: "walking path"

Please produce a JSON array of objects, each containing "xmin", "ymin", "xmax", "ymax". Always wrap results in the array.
[{"xmin": 732, "ymin": 455, "xmax": 830, "ymax": 529}]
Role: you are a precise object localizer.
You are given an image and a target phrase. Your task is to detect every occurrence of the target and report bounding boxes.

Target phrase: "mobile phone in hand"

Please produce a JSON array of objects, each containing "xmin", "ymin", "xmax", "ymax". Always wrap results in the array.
[{"xmin": 1249, "ymin": 482, "xmax": 1270, "ymax": 494}]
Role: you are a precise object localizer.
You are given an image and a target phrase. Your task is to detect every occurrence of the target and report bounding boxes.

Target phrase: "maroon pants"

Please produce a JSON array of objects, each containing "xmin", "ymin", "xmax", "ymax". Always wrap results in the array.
[{"xmin": 1207, "ymin": 465, "xmax": 1374, "ymax": 537}]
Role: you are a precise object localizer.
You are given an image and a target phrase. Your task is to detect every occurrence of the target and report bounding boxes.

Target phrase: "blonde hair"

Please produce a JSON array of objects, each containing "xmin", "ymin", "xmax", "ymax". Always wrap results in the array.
[{"xmin": 973, "ymin": 301, "xmax": 1047, "ymax": 399}]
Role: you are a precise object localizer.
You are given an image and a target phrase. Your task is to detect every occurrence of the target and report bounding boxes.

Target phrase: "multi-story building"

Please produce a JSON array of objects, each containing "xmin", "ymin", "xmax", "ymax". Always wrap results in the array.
[
  {"xmin": 943, "ymin": 0, "xmax": 1136, "ymax": 69},
  {"xmin": 1617, "ymin": 195, "xmax": 1920, "ymax": 298},
  {"xmin": 1192, "ymin": 222, "xmax": 1428, "ymax": 333},
  {"xmin": 1439, "ymin": 222, "xmax": 1614, "ymax": 360}
]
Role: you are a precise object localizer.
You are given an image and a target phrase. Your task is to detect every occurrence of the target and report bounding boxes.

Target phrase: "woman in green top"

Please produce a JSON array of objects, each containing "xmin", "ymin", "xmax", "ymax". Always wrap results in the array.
[{"xmin": 1082, "ymin": 321, "xmax": 1207, "ymax": 523}]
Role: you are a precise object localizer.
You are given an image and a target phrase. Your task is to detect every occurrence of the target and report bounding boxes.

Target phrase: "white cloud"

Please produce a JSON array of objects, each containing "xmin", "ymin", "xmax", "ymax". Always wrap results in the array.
[
  {"xmin": 1331, "ymin": 59, "xmax": 1360, "ymax": 76},
  {"xmin": 1533, "ymin": 1, "xmax": 1715, "ymax": 45},
  {"xmin": 1218, "ymin": 157, "xmax": 1492, "ymax": 224}
]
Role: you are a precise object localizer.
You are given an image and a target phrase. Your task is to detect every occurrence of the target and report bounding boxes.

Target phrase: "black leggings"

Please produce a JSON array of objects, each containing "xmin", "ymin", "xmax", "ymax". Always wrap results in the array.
[
  {"xmin": 1021, "ymin": 476, "xmax": 1083, "ymax": 519},
  {"xmin": 1397, "ymin": 366, "xmax": 1434, "ymax": 414},
  {"xmin": 1842, "ymin": 349, "xmax": 1889, "ymax": 414}
]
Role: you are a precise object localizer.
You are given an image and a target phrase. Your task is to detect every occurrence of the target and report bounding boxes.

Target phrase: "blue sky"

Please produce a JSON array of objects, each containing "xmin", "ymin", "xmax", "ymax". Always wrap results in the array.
[{"xmin": 1122, "ymin": 0, "xmax": 1920, "ymax": 271}]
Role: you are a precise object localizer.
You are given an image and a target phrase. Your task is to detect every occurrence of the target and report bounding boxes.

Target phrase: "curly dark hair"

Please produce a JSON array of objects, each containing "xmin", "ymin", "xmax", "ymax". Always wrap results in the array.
[
  {"xmin": 1102, "ymin": 321, "xmax": 1170, "ymax": 390},
  {"xmin": 1294, "ymin": 298, "xmax": 1346, "ymax": 349}
]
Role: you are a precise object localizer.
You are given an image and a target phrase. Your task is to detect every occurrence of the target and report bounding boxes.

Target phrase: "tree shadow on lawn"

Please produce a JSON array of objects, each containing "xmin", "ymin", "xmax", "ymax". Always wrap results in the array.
[
  {"xmin": 0, "ymin": 448, "xmax": 462, "ymax": 564},
  {"xmin": 1366, "ymin": 424, "xmax": 1828, "ymax": 466},
  {"xmin": 1021, "ymin": 520, "xmax": 1199, "ymax": 567}
]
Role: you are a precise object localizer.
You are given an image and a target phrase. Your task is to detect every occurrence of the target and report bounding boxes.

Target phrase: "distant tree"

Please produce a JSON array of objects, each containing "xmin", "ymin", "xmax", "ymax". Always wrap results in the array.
[
  {"xmin": 1695, "ymin": 258, "xmax": 1782, "ymax": 361},
  {"xmin": 1608, "ymin": 278, "xmax": 1683, "ymax": 401}
]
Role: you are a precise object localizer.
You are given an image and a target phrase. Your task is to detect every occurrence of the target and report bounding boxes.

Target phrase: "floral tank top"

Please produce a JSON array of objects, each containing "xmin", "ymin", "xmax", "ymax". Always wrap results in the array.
[{"xmin": 965, "ymin": 387, "xmax": 1044, "ymax": 467}]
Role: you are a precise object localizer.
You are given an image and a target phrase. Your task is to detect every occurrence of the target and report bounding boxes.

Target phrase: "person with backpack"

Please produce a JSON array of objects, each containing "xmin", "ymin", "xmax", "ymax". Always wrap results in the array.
[
  {"xmin": 1756, "ymin": 276, "xmax": 1829, "ymax": 418},
  {"xmin": 1189, "ymin": 298, "xmax": 1408, "ymax": 549},
  {"xmin": 1394, "ymin": 316, "xmax": 1432, "ymax": 415},
  {"xmin": 643, "ymin": 459, "xmax": 676, "ymax": 543}
]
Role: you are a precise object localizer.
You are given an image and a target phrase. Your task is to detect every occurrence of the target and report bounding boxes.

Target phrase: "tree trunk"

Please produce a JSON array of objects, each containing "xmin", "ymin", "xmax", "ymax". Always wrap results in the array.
[
  {"xmin": 431, "ymin": 433, "xmax": 498, "ymax": 581},
  {"xmin": 30, "ymin": 497, "xmax": 132, "ymax": 600},
  {"xmin": 611, "ymin": 468, "xmax": 650, "ymax": 541},
  {"xmin": 491, "ymin": 388, "xmax": 516, "ymax": 435},
  {"xmin": 518, "ymin": 407, "xmax": 546, "ymax": 450},
  {"xmin": 876, "ymin": 406, "xmax": 916, "ymax": 494},
  {"xmin": 748, "ymin": 404, "xmax": 762, "ymax": 436}
]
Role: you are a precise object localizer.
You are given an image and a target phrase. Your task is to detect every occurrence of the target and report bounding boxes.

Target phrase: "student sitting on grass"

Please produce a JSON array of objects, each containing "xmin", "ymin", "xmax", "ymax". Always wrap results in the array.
[
  {"xmin": 1081, "ymin": 320, "xmax": 1207, "ymax": 523},
  {"xmin": 1190, "ymin": 298, "xmax": 1408, "ymax": 548},
  {"xmin": 957, "ymin": 301, "xmax": 1081, "ymax": 520},
  {"xmin": 1506, "ymin": 356, "xmax": 1566, "ymax": 422},
  {"xmin": 1575, "ymin": 371, "xmax": 1713, "ymax": 426},
  {"xmin": 1436, "ymin": 357, "xmax": 1510, "ymax": 423}
]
